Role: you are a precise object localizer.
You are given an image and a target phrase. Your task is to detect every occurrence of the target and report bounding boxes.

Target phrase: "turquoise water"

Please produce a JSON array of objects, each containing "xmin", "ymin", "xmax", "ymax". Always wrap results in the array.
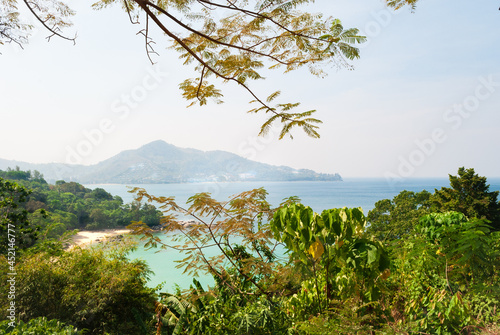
[{"xmin": 87, "ymin": 178, "xmax": 500, "ymax": 291}]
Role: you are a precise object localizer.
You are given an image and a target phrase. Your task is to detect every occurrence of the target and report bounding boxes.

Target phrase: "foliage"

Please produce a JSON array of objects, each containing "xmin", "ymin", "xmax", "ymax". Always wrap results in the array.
[
  {"xmin": 156, "ymin": 278, "xmax": 291, "ymax": 335},
  {"xmin": 0, "ymin": 168, "xmax": 162, "ymax": 250},
  {"xmin": 2, "ymin": 168, "xmax": 499, "ymax": 334},
  {"xmin": 0, "ymin": 177, "xmax": 38, "ymax": 255},
  {"xmin": 129, "ymin": 188, "xmax": 303, "ymax": 334},
  {"xmin": 2, "ymin": 0, "xmax": 369, "ymax": 138},
  {"xmin": 0, "ymin": 0, "xmax": 75, "ymax": 47},
  {"xmin": 385, "ymin": 0, "xmax": 420, "ymax": 12},
  {"xmin": 361, "ymin": 169, "xmax": 500, "ymax": 333},
  {"xmin": 139, "ymin": 180, "xmax": 500, "ymax": 334},
  {"xmin": 432, "ymin": 167, "xmax": 500, "ymax": 231},
  {"xmin": 130, "ymin": 187, "xmax": 394, "ymax": 333},
  {"xmin": 386, "ymin": 235, "xmax": 473, "ymax": 333},
  {"xmin": 270, "ymin": 203, "xmax": 390, "ymax": 331},
  {"xmin": 272, "ymin": 205, "xmax": 390, "ymax": 303},
  {"xmin": 383, "ymin": 212, "xmax": 500, "ymax": 334},
  {"xmin": 418, "ymin": 212, "xmax": 500, "ymax": 292},
  {"xmin": 0, "ymin": 167, "xmax": 45, "ymax": 182},
  {"xmin": 0, "ymin": 243, "xmax": 157, "ymax": 334},
  {"xmin": 128, "ymin": 187, "xmax": 287, "ymax": 297},
  {"xmin": 0, "ymin": 317, "xmax": 78, "ymax": 334},
  {"xmin": 367, "ymin": 190, "xmax": 431, "ymax": 241},
  {"xmin": 93, "ymin": 0, "xmax": 367, "ymax": 139},
  {"xmin": 294, "ymin": 299, "xmax": 385, "ymax": 334}
]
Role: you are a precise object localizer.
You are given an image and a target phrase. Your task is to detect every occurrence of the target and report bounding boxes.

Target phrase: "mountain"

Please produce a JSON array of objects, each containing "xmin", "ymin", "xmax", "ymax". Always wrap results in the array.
[{"xmin": 0, "ymin": 140, "xmax": 342, "ymax": 184}]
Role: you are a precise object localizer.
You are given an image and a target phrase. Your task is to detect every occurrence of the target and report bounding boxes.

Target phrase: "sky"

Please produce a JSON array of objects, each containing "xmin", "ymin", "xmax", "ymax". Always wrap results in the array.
[{"xmin": 0, "ymin": 0, "xmax": 499, "ymax": 180}]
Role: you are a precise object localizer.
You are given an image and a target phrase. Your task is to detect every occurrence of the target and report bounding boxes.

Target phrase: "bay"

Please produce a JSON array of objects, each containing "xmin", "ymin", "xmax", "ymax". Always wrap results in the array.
[{"xmin": 86, "ymin": 178, "xmax": 500, "ymax": 291}]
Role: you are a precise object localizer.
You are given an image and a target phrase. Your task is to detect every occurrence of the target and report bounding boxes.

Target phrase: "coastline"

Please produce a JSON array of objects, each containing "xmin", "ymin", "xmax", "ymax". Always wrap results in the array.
[{"xmin": 69, "ymin": 228, "xmax": 131, "ymax": 247}]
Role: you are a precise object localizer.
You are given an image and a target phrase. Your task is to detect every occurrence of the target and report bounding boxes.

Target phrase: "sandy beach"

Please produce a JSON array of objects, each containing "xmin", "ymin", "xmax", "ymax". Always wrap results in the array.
[{"xmin": 70, "ymin": 229, "xmax": 131, "ymax": 247}]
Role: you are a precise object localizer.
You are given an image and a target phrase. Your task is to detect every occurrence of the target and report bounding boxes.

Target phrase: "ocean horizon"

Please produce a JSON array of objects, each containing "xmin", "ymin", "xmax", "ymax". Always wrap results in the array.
[{"xmin": 86, "ymin": 177, "xmax": 500, "ymax": 213}]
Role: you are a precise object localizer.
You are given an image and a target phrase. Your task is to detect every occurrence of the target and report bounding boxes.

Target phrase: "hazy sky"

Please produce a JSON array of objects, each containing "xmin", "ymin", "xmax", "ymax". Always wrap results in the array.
[{"xmin": 1, "ymin": 0, "xmax": 499, "ymax": 179}]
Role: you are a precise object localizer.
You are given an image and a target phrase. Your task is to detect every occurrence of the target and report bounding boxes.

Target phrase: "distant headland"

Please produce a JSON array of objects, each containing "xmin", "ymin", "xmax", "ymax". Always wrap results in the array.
[{"xmin": 0, "ymin": 140, "xmax": 342, "ymax": 184}]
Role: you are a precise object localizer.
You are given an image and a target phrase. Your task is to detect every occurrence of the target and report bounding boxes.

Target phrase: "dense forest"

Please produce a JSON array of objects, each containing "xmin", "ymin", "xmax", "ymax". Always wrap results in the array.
[
  {"xmin": 0, "ymin": 167, "xmax": 161, "ymax": 250},
  {"xmin": 1, "ymin": 167, "xmax": 499, "ymax": 334}
]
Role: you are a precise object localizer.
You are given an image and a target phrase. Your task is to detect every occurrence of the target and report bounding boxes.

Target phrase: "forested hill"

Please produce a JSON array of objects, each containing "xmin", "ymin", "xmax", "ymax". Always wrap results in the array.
[{"xmin": 0, "ymin": 140, "xmax": 341, "ymax": 184}]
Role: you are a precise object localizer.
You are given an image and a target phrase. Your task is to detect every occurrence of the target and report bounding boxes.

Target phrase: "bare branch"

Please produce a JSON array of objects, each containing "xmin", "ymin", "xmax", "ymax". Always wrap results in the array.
[
  {"xmin": 123, "ymin": 0, "xmax": 140, "ymax": 24},
  {"xmin": 133, "ymin": 0, "xmax": 284, "ymax": 119},
  {"xmin": 0, "ymin": 28, "xmax": 25, "ymax": 49},
  {"xmin": 22, "ymin": 0, "xmax": 76, "ymax": 44},
  {"xmin": 136, "ymin": 15, "xmax": 158, "ymax": 64}
]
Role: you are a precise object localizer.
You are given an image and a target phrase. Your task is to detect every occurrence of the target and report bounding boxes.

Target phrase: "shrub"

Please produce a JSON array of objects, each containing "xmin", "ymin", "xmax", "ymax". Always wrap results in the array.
[
  {"xmin": 0, "ymin": 244, "xmax": 157, "ymax": 334},
  {"xmin": 0, "ymin": 317, "xmax": 78, "ymax": 334}
]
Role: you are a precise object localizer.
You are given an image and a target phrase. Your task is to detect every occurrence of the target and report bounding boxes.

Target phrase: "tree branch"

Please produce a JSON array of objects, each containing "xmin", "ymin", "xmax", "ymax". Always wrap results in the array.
[
  {"xmin": 197, "ymin": 0, "xmax": 328, "ymax": 44},
  {"xmin": 143, "ymin": 0, "xmax": 302, "ymax": 67},
  {"xmin": 123, "ymin": 0, "xmax": 140, "ymax": 24},
  {"xmin": 22, "ymin": 0, "xmax": 76, "ymax": 44},
  {"xmin": 196, "ymin": 66, "xmax": 207, "ymax": 103},
  {"xmin": 136, "ymin": 14, "xmax": 158, "ymax": 64},
  {"xmin": 133, "ymin": 0, "xmax": 286, "ymax": 120}
]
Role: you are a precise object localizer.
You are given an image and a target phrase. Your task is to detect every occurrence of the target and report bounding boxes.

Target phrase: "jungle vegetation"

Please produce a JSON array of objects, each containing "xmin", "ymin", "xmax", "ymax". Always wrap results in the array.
[
  {"xmin": 2, "ymin": 1, "xmax": 498, "ymax": 333},
  {"xmin": 1, "ymin": 167, "xmax": 499, "ymax": 334},
  {"xmin": 0, "ymin": 166, "xmax": 162, "ymax": 246}
]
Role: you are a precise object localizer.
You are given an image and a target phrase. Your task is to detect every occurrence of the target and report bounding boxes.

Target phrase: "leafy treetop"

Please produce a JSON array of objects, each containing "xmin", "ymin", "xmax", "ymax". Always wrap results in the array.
[
  {"xmin": 2, "ymin": 0, "xmax": 366, "ymax": 139},
  {"xmin": 367, "ymin": 190, "xmax": 431, "ymax": 241},
  {"xmin": 3, "ymin": 1, "xmax": 496, "ymax": 139},
  {"xmin": 432, "ymin": 167, "xmax": 500, "ymax": 230},
  {"xmin": 95, "ymin": 0, "xmax": 367, "ymax": 139}
]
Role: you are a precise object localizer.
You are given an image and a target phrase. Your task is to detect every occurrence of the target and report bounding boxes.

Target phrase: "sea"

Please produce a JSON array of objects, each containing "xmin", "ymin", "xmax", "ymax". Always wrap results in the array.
[{"xmin": 86, "ymin": 178, "xmax": 500, "ymax": 292}]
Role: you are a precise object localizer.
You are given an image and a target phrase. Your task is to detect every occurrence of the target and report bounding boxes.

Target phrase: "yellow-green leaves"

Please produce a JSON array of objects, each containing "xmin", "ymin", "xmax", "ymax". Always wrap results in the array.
[
  {"xmin": 320, "ymin": 19, "xmax": 366, "ymax": 61},
  {"xmin": 254, "ymin": 93, "xmax": 323, "ymax": 139},
  {"xmin": 91, "ymin": 0, "xmax": 366, "ymax": 139},
  {"xmin": 128, "ymin": 187, "xmax": 281, "ymax": 296},
  {"xmin": 179, "ymin": 78, "xmax": 223, "ymax": 106},
  {"xmin": 320, "ymin": 207, "xmax": 366, "ymax": 243},
  {"xmin": 386, "ymin": 0, "xmax": 420, "ymax": 12},
  {"xmin": 8, "ymin": 0, "xmax": 368, "ymax": 139}
]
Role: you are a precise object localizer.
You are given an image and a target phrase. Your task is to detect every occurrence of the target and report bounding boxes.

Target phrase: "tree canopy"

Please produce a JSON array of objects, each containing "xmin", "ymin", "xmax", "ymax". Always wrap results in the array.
[
  {"xmin": 1, "ymin": 0, "xmax": 370, "ymax": 139},
  {"xmin": 367, "ymin": 189, "xmax": 431, "ymax": 241},
  {"xmin": 128, "ymin": 172, "xmax": 500, "ymax": 334},
  {"xmin": 433, "ymin": 167, "xmax": 500, "ymax": 230},
  {"xmin": 367, "ymin": 167, "xmax": 500, "ymax": 241},
  {"xmin": 1, "ymin": 168, "xmax": 500, "ymax": 333},
  {"xmin": 0, "ymin": 177, "xmax": 38, "ymax": 255}
]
